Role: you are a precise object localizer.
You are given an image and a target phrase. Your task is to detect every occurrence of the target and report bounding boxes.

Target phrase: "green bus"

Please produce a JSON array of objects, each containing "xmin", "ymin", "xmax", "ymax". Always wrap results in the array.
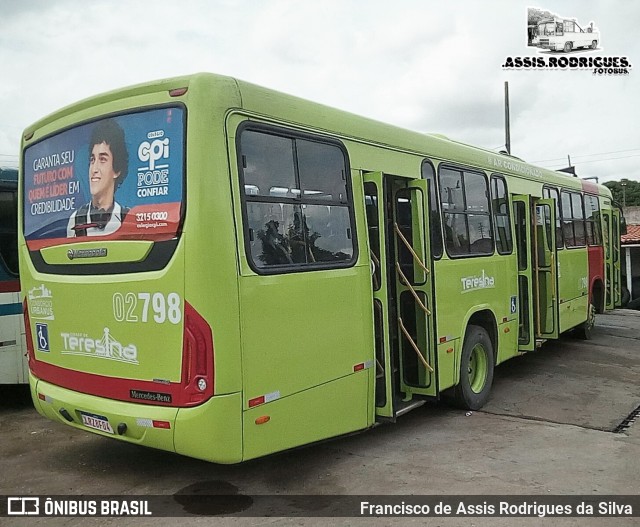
[{"xmin": 20, "ymin": 73, "xmax": 622, "ymax": 463}]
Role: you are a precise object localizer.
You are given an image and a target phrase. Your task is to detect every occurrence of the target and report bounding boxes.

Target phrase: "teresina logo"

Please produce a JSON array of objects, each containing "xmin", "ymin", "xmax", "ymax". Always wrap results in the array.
[
  {"xmin": 461, "ymin": 271, "xmax": 495, "ymax": 293},
  {"xmin": 61, "ymin": 327, "xmax": 138, "ymax": 364}
]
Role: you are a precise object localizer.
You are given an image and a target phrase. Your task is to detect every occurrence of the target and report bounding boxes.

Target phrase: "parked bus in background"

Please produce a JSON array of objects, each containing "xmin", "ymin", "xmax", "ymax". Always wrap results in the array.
[
  {"xmin": 19, "ymin": 74, "xmax": 622, "ymax": 463},
  {"xmin": 0, "ymin": 168, "xmax": 27, "ymax": 384}
]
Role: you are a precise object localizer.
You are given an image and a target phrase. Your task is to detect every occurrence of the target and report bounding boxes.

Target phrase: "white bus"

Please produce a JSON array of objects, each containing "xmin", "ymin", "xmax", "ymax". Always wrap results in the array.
[
  {"xmin": 534, "ymin": 17, "xmax": 599, "ymax": 53},
  {"xmin": 0, "ymin": 168, "xmax": 27, "ymax": 384}
]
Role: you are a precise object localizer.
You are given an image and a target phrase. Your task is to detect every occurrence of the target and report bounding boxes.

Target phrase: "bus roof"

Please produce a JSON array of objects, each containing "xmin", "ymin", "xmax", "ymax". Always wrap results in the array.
[{"xmin": 22, "ymin": 72, "xmax": 612, "ymax": 199}]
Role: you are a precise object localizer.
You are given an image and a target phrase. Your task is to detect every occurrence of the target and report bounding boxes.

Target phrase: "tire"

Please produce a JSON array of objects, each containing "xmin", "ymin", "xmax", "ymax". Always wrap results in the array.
[
  {"xmin": 591, "ymin": 40, "xmax": 598, "ymax": 49},
  {"xmin": 575, "ymin": 303, "xmax": 596, "ymax": 340},
  {"xmin": 564, "ymin": 41, "xmax": 573, "ymax": 53},
  {"xmin": 452, "ymin": 325, "xmax": 495, "ymax": 410}
]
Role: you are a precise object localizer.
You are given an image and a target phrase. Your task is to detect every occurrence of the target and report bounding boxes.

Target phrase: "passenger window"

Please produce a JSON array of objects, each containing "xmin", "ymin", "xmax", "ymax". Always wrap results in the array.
[
  {"xmin": 0, "ymin": 190, "xmax": 18, "ymax": 275},
  {"xmin": 239, "ymin": 127, "xmax": 355, "ymax": 272},
  {"xmin": 543, "ymin": 186, "xmax": 564, "ymax": 249},
  {"xmin": 421, "ymin": 161, "xmax": 442, "ymax": 259},
  {"xmin": 439, "ymin": 167, "xmax": 493, "ymax": 257},
  {"xmin": 491, "ymin": 176, "xmax": 513, "ymax": 255},
  {"xmin": 241, "ymin": 132, "xmax": 296, "ymax": 197}
]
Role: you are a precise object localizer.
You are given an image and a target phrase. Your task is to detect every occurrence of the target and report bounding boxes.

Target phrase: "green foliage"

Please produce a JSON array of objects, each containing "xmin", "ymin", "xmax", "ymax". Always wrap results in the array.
[
  {"xmin": 604, "ymin": 180, "xmax": 640, "ymax": 207},
  {"xmin": 528, "ymin": 7, "xmax": 554, "ymax": 26}
]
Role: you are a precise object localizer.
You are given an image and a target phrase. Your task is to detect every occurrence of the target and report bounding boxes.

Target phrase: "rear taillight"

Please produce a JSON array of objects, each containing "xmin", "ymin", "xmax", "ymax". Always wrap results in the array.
[
  {"xmin": 181, "ymin": 302, "xmax": 214, "ymax": 404},
  {"xmin": 23, "ymin": 300, "xmax": 35, "ymax": 368}
]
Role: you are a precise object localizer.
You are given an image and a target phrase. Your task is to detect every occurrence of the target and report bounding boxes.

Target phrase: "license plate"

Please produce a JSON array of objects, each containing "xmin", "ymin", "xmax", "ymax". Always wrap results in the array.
[{"xmin": 80, "ymin": 412, "xmax": 114, "ymax": 434}]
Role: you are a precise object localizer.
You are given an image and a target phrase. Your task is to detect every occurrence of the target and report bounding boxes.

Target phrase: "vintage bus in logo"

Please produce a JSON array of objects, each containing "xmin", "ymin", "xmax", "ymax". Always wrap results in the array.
[{"xmin": 532, "ymin": 17, "xmax": 599, "ymax": 53}]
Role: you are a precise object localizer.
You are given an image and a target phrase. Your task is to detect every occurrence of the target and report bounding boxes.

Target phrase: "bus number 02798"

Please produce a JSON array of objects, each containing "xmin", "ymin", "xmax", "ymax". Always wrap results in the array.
[{"xmin": 112, "ymin": 292, "xmax": 182, "ymax": 324}]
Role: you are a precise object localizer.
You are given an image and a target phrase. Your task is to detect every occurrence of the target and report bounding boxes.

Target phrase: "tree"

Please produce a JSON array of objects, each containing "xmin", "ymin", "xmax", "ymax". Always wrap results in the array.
[
  {"xmin": 528, "ymin": 7, "xmax": 554, "ymax": 26},
  {"xmin": 604, "ymin": 180, "xmax": 640, "ymax": 207}
]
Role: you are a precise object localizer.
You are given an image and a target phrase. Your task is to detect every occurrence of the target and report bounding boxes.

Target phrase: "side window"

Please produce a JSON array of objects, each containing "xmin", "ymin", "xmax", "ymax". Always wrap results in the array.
[
  {"xmin": 584, "ymin": 195, "xmax": 602, "ymax": 246},
  {"xmin": 239, "ymin": 127, "xmax": 355, "ymax": 272},
  {"xmin": 439, "ymin": 167, "xmax": 493, "ymax": 257},
  {"xmin": 421, "ymin": 161, "xmax": 442, "ymax": 259},
  {"xmin": 571, "ymin": 193, "xmax": 586, "ymax": 246},
  {"xmin": 561, "ymin": 190, "xmax": 586, "ymax": 248},
  {"xmin": 0, "ymin": 189, "xmax": 19, "ymax": 275},
  {"xmin": 543, "ymin": 186, "xmax": 564, "ymax": 249},
  {"xmin": 490, "ymin": 175, "xmax": 513, "ymax": 255},
  {"xmin": 364, "ymin": 182, "xmax": 381, "ymax": 291},
  {"xmin": 561, "ymin": 191, "xmax": 575, "ymax": 247},
  {"xmin": 603, "ymin": 214, "xmax": 610, "ymax": 259},
  {"xmin": 514, "ymin": 201, "xmax": 527, "ymax": 271}
]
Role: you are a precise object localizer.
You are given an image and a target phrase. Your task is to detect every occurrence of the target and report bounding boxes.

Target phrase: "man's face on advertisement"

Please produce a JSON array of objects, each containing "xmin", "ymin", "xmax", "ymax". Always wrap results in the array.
[{"xmin": 89, "ymin": 141, "xmax": 119, "ymax": 204}]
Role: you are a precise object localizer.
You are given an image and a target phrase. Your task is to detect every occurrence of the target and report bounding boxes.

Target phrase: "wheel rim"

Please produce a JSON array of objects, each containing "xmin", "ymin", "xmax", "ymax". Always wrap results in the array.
[{"xmin": 468, "ymin": 344, "xmax": 488, "ymax": 393}]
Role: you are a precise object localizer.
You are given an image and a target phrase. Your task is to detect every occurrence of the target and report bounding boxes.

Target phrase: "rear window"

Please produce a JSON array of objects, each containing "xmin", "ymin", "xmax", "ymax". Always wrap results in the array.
[{"xmin": 23, "ymin": 106, "xmax": 184, "ymax": 249}]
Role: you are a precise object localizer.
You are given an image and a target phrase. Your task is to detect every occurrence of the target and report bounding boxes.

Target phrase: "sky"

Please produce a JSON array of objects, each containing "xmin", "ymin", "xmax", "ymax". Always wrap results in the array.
[{"xmin": 1, "ymin": 0, "xmax": 638, "ymax": 183}]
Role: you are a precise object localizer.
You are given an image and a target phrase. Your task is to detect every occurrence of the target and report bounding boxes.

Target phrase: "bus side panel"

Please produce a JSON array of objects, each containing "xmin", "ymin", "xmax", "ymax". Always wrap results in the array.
[
  {"xmin": 174, "ymin": 392, "xmax": 243, "ymax": 463},
  {"xmin": 242, "ymin": 372, "xmax": 370, "ymax": 461},
  {"xmin": 557, "ymin": 248, "xmax": 589, "ymax": 333},
  {"xmin": 587, "ymin": 245, "xmax": 605, "ymax": 309},
  {"xmin": 238, "ymin": 268, "xmax": 373, "ymax": 451},
  {"xmin": 433, "ymin": 255, "xmax": 517, "ymax": 389},
  {"xmin": 0, "ymin": 291, "xmax": 27, "ymax": 384}
]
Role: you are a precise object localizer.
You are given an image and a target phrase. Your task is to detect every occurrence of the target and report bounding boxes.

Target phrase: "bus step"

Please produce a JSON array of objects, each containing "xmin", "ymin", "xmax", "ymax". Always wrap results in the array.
[
  {"xmin": 395, "ymin": 399, "xmax": 426, "ymax": 418},
  {"xmin": 535, "ymin": 338, "xmax": 547, "ymax": 349}
]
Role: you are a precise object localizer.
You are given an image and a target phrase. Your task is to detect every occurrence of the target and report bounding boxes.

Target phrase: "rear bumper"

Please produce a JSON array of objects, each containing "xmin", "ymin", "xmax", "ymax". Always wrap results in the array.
[{"xmin": 30, "ymin": 372, "xmax": 243, "ymax": 463}]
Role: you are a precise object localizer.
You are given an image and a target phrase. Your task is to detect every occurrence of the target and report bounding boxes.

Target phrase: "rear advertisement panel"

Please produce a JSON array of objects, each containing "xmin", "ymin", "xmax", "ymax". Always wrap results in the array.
[
  {"xmin": 23, "ymin": 107, "xmax": 184, "ymax": 250},
  {"xmin": 23, "ymin": 106, "xmax": 187, "ymax": 392}
]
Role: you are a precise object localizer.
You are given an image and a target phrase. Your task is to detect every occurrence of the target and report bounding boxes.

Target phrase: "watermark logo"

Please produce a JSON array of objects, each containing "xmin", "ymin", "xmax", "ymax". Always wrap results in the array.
[
  {"xmin": 503, "ymin": 7, "xmax": 631, "ymax": 75},
  {"xmin": 8, "ymin": 497, "xmax": 40, "ymax": 515}
]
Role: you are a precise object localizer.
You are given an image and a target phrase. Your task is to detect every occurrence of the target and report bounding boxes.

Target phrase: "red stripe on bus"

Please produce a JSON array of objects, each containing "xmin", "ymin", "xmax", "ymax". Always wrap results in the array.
[
  {"xmin": 581, "ymin": 181, "xmax": 599, "ymax": 194},
  {"xmin": 0, "ymin": 280, "xmax": 20, "ymax": 293},
  {"xmin": 30, "ymin": 359, "xmax": 205, "ymax": 407}
]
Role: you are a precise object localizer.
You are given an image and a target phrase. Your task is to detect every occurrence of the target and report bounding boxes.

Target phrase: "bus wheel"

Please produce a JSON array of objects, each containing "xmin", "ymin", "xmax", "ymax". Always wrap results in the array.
[
  {"xmin": 564, "ymin": 41, "xmax": 573, "ymax": 52},
  {"xmin": 575, "ymin": 303, "xmax": 596, "ymax": 340},
  {"xmin": 453, "ymin": 325, "xmax": 495, "ymax": 410},
  {"xmin": 591, "ymin": 40, "xmax": 598, "ymax": 49}
]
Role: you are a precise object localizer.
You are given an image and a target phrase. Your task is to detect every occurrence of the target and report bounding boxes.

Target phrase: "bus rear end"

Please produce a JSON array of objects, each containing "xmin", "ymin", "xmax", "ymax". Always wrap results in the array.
[{"xmin": 20, "ymin": 76, "xmax": 243, "ymax": 463}]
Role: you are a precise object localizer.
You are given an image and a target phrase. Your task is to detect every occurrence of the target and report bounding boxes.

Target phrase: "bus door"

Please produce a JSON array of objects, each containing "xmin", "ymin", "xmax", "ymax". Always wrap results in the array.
[
  {"xmin": 603, "ymin": 209, "xmax": 614, "ymax": 310},
  {"xmin": 364, "ymin": 172, "xmax": 435, "ymax": 422},
  {"xmin": 612, "ymin": 208, "xmax": 622, "ymax": 307},
  {"xmin": 533, "ymin": 199, "xmax": 559, "ymax": 340},
  {"xmin": 513, "ymin": 195, "xmax": 559, "ymax": 351}
]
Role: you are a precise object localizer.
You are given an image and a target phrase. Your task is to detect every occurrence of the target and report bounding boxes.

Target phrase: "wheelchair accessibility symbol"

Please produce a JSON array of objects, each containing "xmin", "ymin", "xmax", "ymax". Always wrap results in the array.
[{"xmin": 35, "ymin": 323, "xmax": 50, "ymax": 352}]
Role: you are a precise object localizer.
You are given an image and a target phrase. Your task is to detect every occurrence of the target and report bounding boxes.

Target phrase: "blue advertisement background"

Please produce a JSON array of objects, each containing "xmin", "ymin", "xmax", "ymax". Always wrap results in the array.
[{"xmin": 24, "ymin": 107, "xmax": 184, "ymax": 240}]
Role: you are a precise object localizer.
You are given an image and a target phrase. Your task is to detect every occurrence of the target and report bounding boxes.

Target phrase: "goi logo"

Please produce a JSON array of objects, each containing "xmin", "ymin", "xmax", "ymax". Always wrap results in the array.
[{"xmin": 138, "ymin": 132, "xmax": 169, "ymax": 171}]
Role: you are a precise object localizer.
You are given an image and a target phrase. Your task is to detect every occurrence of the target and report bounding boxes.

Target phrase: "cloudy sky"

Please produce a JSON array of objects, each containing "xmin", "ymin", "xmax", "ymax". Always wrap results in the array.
[{"xmin": 1, "ymin": 0, "xmax": 638, "ymax": 183}]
